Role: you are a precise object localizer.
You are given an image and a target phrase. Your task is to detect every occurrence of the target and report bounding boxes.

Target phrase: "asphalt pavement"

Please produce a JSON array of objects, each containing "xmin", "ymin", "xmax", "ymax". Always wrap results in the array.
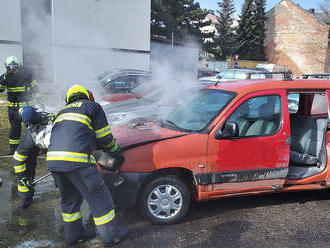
[{"xmin": 1, "ymin": 162, "xmax": 330, "ymax": 248}]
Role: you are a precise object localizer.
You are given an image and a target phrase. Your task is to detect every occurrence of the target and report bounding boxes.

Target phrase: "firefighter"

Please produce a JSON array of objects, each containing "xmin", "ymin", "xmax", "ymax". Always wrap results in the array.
[
  {"xmin": 13, "ymin": 106, "xmax": 54, "ymax": 209},
  {"xmin": 0, "ymin": 56, "xmax": 44, "ymax": 155},
  {"xmin": 46, "ymin": 85, "xmax": 128, "ymax": 247}
]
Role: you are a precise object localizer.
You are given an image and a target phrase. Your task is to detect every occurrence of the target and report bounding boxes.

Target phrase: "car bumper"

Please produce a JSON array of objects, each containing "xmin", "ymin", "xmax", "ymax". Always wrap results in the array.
[{"xmin": 103, "ymin": 171, "xmax": 151, "ymax": 209}]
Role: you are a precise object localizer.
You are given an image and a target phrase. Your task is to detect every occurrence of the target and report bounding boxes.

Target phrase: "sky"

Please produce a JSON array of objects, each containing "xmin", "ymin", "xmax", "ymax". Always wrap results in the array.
[{"xmin": 197, "ymin": 0, "xmax": 323, "ymax": 13}]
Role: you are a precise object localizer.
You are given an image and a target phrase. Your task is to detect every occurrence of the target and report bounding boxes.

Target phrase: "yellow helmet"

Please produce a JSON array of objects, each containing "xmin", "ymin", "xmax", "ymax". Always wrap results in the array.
[{"xmin": 66, "ymin": 85, "xmax": 90, "ymax": 103}]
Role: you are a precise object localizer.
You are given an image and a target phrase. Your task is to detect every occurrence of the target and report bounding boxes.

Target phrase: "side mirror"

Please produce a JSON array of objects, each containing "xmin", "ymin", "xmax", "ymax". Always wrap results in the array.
[{"xmin": 215, "ymin": 121, "xmax": 239, "ymax": 139}]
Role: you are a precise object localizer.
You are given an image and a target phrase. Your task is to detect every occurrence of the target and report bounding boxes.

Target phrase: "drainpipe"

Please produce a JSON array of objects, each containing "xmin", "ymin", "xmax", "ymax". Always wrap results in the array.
[{"xmin": 326, "ymin": 40, "xmax": 330, "ymax": 73}]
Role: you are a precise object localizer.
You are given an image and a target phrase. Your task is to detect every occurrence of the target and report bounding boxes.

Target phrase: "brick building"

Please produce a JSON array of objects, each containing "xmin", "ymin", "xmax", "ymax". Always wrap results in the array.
[{"xmin": 265, "ymin": 0, "xmax": 329, "ymax": 76}]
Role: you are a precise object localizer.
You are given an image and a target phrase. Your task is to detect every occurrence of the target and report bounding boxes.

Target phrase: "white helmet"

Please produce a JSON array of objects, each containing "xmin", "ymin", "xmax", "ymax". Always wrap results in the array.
[{"xmin": 5, "ymin": 56, "xmax": 21, "ymax": 70}]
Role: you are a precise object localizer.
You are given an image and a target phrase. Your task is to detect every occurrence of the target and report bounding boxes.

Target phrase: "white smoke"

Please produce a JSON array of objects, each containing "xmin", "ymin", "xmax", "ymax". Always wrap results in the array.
[{"xmin": 20, "ymin": 0, "xmax": 202, "ymax": 118}]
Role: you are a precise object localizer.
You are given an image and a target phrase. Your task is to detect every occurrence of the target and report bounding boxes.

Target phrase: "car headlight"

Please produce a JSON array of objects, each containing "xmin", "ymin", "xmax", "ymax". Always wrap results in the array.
[{"xmin": 108, "ymin": 113, "xmax": 126, "ymax": 122}]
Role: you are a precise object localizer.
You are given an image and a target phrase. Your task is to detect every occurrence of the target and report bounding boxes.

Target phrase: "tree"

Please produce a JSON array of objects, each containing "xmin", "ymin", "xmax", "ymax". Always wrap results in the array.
[
  {"xmin": 236, "ymin": 0, "xmax": 267, "ymax": 61},
  {"xmin": 213, "ymin": 0, "xmax": 236, "ymax": 59},
  {"xmin": 319, "ymin": 0, "xmax": 330, "ymax": 25},
  {"xmin": 151, "ymin": 0, "xmax": 212, "ymax": 44}
]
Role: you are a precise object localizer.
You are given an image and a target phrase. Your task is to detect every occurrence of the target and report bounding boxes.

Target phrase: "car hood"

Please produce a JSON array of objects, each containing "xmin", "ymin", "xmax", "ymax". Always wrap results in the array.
[{"xmin": 112, "ymin": 121, "xmax": 187, "ymax": 150}]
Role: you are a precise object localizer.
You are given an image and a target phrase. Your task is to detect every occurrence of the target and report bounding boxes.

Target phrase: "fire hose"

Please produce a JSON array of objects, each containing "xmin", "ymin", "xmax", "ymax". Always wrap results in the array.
[
  {"xmin": 31, "ymin": 150, "xmax": 124, "ymax": 186},
  {"xmin": 0, "ymin": 151, "xmax": 124, "ymax": 187}
]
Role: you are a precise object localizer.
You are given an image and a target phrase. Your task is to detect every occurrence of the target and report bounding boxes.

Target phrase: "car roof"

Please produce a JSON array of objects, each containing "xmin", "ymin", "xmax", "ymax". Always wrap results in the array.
[
  {"xmin": 112, "ymin": 69, "xmax": 150, "ymax": 76},
  {"xmin": 226, "ymin": 68, "xmax": 268, "ymax": 72},
  {"xmin": 207, "ymin": 79, "xmax": 330, "ymax": 96}
]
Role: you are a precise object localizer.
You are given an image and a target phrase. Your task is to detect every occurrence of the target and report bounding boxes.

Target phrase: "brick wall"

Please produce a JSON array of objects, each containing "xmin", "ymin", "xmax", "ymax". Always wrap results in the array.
[{"xmin": 265, "ymin": 0, "xmax": 329, "ymax": 76}]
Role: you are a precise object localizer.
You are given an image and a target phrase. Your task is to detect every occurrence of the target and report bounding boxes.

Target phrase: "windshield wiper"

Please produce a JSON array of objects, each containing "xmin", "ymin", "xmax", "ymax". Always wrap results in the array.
[{"xmin": 162, "ymin": 119, "xmax": 183, "ymax": 131}]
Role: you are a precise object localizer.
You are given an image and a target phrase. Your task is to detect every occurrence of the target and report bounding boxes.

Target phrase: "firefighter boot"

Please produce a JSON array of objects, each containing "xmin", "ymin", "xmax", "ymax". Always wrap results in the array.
[
  {"xmin": 18, "ymin": 196, "xmax": 33, "ymax": 209},
  {"xmin": 103, "ymin": 226, "xmax": 129, "ymax": 247},
  {"xmin": 66, "ymin": 229, "xmax": 96, "ymax": 246},
  {"xmin": 7, "ymin": 144, "xmax": 18, "ymax": 155},
  {"xmin": 18, "ymin": 188, "xmax": 34, "ymax": 209}
]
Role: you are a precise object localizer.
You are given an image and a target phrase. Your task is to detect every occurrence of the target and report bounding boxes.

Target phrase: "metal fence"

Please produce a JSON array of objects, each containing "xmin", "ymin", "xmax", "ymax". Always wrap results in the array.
[{"xmin": 207, "ymin": 61, "xmax": 228, "ymax": 72}]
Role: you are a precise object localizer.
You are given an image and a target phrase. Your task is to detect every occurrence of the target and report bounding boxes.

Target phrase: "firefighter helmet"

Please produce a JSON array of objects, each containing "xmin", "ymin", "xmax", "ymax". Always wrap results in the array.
[
  {"xmin": 66, "ymin": 85, "xmax": 91, "ymax": 103},
  {"xmin": 19, "ymin": 106, "xmax": 39, "ymax": 124},
  {"xmin": 5, "ymin": 56, "xmax": 21, "ymax": 70}
]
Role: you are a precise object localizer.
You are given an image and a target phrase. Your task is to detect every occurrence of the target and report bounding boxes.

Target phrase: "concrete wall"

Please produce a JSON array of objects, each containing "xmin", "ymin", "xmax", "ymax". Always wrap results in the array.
[
  {"xmin": 265, "ymin": 0, "xmax": 329, "ymax": 76},
  {"xmin": 0, "ymin": 0, "xmax": 151, "ymax": 83},
  {"xmin": 0, "ymin": 0, "xmax": 22, "ymax": 75},
  {"xmin": 52, "ymin": 0, "xmax": 150, "ymax": 83}
]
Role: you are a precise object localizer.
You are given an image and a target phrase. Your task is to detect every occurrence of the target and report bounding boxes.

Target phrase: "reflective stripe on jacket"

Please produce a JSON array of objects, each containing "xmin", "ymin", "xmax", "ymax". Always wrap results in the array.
[
  {"xmin": 46, "ymin": 99, "xmax": 119, "ymax": 172},
  {"xmin": 0, "ymin": 69, "xmax": 41, "ymax": 107}
]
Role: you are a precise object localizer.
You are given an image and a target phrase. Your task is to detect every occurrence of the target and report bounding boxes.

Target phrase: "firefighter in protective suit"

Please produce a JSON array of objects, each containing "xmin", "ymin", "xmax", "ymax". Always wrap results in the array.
[
  {"xmin": 0, "ymin": 56, "xmax": 44, "ymax": 155},
  {"xmin": 46, "ymin": 85, "xmax": 128, "ymax": 247},
  {"xmin": 13, "ymin": 106, "xmax": 53, "ymax": 209}
]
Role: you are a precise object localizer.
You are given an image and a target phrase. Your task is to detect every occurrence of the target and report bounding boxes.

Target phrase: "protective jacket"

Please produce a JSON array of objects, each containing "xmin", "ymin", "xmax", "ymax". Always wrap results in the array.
[
  {"xmin": 13, "ymin": 112, "xmax": 54, "ymax": 194},
  {"xmin": 46, "ymin": 99, "xmax": 120, "ymax": 172},
  {"xmin": 0, "ymin": 68, "xmax": 41, "ymax": 108},
  {"xmin": 0, "ymin": 68, "xmax": 42, "ymax": 150}
]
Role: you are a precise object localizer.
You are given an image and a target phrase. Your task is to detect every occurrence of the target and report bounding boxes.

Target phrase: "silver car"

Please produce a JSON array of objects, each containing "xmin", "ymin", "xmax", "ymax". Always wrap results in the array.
[
  {"xmin": 104, "ymin": 82, "xmax": 214, "ymax": 127},
  {"xmin": 199, "ymin": 68, "xmax": 272, "ymax": 82}
]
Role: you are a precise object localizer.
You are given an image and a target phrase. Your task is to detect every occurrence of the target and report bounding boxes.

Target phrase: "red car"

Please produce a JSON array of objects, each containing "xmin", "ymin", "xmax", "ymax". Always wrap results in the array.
[{"xmin": 108, "ymin": 77, "xmax": 330, "ymax": 225}]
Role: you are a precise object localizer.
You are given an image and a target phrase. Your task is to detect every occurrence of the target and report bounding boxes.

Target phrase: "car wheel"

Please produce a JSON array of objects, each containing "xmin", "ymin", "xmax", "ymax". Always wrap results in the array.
[{"xmin": 139, "ymin": 175, "xmax": 191, "ymax": 225}]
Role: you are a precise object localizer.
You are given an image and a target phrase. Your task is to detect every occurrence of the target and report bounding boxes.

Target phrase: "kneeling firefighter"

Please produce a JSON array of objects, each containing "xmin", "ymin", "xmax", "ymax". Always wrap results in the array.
[
  {"xmin": 12, "ymin": 106, "xmax": 54, "ymax": 208},
  {"xmin": 46, "ymin": 85, "xmax": 128, "ymax": 247}
]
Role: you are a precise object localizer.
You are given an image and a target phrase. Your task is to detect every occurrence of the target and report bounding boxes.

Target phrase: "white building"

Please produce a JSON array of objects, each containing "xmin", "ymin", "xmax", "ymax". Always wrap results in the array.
[
  {"xmin": 0, "ymin": 0, "xmax": 151, "ymax": 83},
  {"xmin": 200, "ymin": 13, "xmax": 219, "ymax": 43},
  {"xmin": 200, "ymin": 13, "xmax": 239, "ymax": 44}
]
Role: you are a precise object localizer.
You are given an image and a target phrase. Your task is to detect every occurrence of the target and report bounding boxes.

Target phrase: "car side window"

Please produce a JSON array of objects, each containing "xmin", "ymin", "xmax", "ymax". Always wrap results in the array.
[
  {"xmin": 287, "ymin": 93, "xmax": 299, "ymax": 113},
  {"xmin": 105, "ymin": 76, "xmax": 135, "ymax": 92},
  {"xmin": 226, "ymin": 95, "xmax": 282, "ymax": 137},
  {"xmin": 250, "ymin": 73, "xmax": 266, "ymax": 79},
  {"xmin": 311, "ymin": 93, "xmax": 327, "ymax": 115}
]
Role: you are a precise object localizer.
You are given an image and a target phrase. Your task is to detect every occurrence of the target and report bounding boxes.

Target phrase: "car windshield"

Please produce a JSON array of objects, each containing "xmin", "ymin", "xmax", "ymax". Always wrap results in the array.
[
  {"xmin": 162, "ymin": 89, "xmax": 236, "ymax": 132},
  {"xmin": 219, "ymin": 69, "xmax": 270, "ymax": 80},
  {"xmin": 221, "ymin": 70, "xmax": 237, "ymax": 79},
  {"xmin": 216, "ymin": 71, "xmax": 226, "ymax": 79}
]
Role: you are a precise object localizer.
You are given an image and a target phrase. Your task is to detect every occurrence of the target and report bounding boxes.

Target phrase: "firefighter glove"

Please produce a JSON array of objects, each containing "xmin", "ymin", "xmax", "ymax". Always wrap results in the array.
[{"xmin": 110, "ymin": 146, "xmax": 121, "ymax": 157}]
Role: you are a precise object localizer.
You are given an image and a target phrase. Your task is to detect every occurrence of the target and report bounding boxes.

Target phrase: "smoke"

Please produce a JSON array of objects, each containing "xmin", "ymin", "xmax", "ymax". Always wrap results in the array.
[{"xmin": 20, "ymin": 0, "xmax": 202, "ymax": 119}]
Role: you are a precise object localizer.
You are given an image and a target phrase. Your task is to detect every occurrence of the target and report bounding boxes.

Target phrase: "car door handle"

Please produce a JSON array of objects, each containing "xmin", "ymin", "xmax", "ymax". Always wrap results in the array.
[{"xmin": 286, "ymin": 136, "xmax": 291, "ymax": 146}]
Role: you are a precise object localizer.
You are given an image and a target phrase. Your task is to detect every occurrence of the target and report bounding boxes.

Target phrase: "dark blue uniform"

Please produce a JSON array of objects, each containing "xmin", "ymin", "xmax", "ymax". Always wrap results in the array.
[
  {"xmin": 0, "ymin": 68, "xmax": 42, "ymax": 151},
  {"xmin": 46, "ymin": 99, "xmax": 121, "ymax": 244}
]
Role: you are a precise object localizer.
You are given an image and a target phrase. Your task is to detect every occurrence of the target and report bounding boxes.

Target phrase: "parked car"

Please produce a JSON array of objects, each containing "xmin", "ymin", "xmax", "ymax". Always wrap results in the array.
[
  {"xmin": 104, "ymin": 77, "xmax": 330, "ymax": 225},
  {"xmin": 301, "ymin": 74, "xmax": 330, "ymax": 79},
  {"xmin": 199, "ymin": 68, "xmax": 272, "ymax": 82},
  {"xmin": 104, "ymin": 81, "xmax": 214, "ymax": 127},
  {"xmin": 99, "ymin": 69, "xmax": 152, "ymax": 102}
]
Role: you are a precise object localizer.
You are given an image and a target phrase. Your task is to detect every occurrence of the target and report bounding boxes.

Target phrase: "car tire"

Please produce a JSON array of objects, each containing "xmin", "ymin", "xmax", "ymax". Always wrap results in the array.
[{"xmin": 139, "ymin": 175, "xmax": 191, "ymax": 225}]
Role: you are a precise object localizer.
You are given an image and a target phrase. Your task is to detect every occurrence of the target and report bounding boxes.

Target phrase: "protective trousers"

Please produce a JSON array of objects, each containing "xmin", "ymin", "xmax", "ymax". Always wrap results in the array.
[
  {"xmin": 8, "ymin": 107, "xmax": 21, "ymax": 150},
  {"xmin": 52, "ymin": 166, "xmax": 118, "ymax": 244},
  {"xmin": 17, "ymin": 146, "xmax": 39, "ymax": 199}
]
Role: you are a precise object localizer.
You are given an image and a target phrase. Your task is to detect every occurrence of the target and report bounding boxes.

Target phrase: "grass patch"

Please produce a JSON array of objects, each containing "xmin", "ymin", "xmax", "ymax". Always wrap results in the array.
[{"xmin": 0, "ymin": 94, "xmax": 10, "ymax": 155}]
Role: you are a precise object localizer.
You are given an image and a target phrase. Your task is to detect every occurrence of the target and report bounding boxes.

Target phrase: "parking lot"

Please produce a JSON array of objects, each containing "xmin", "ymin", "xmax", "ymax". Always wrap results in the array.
[{"xmin": 1, "ymin": 157, "xmax": 330, "ymax": 248}]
